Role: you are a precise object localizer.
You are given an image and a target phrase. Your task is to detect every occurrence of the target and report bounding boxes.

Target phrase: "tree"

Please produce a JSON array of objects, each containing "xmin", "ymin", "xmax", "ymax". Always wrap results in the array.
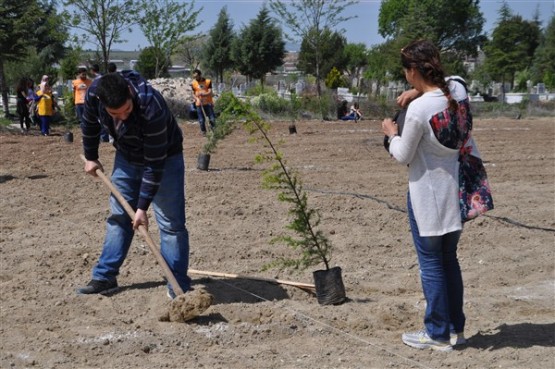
[
  {"xmin": 136, "ymin": 46, "xmax": 170, "ymax": 79},
  {"xmin": 364, "ymin": 41, "xmax": 398, "ymax": 96},
  {"xmin": 483, "ymin": 2, "xmax": 541, "ymax": 95},
  {"xmin": 231, "ymin": 6, "xmax": 285, "ymax": 89},
  {"xmin": 0, "ymin": 0, "xmax": 67, "ymax": 117},
  {"xmin": 297, "ymin": 28, "xmax": 347, "ymax": 82},
  {"xmin": 203, "ymin": 7, "xmax": 235, "ymax": 83},
  {"xmin": 138, "ymin": 0, "xmax": 202, "ymax": 79},
  {"xmin": 269, "ymin": 0, "xmax": 357, "ymax": 97},
  {"xmin": 176, "ymin": 35, "xmax": 208, "ymax": 72},
  {"xmin": 343, "ymin": 43, "xmax": 368, "ymax": 90},
  {"xmin": 531, "ymin": 15, "xmax": 555, "ymax": 89},
  {"xmin": 379, "ymin": 0, "xmax": 486, "ymax": 52},
  {"xmin": 62, "ymin": 0, "xmax": 140, "ymax": 72}
]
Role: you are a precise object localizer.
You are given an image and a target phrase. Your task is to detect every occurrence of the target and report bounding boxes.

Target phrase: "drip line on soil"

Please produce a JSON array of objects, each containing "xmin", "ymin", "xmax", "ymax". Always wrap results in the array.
[
  {"xmin": 209, "ymin": 277, "xmax": 437, "ymax": 369},
  {"xmin": 306, "ymin": 187, "xmax": 555, "ymax": 233}
]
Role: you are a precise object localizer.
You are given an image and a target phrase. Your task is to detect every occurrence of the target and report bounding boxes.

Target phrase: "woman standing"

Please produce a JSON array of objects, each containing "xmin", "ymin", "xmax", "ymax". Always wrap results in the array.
[
  {"xmin": 35, "ymin": 83, "xmax": 56, "ymax": 136},
  {"xmin": 382, "ymin": 39, "xmax": 478, "ymax": 352},
  {"xmin": 15, "ymin": 78, "xmax": 32, "ymax": 133}
]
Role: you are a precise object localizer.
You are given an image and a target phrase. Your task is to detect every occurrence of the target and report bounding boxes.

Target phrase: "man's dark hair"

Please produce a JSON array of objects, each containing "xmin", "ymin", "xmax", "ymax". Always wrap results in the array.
[
  {"xmin": 78, "ymin": 67, "xmax": 87, "ymax": 74},
  {"xmin": 96, "ymin": 73, "xmax": 131, "ymax": 108},
  {"xmin": 108, "ymin": 62, "xmax": 117, "ymax": 73},
  {"xmin": 91, "ymin": 64, "xmax": 100, "ymax": 73},
  {"xmin": 193, "ymin": 69, "xmax": 202, "ymax": 76}
]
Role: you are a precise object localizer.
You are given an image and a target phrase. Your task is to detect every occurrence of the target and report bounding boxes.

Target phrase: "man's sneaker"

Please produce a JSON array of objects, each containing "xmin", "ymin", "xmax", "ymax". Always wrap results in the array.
[
  {"xmin": 76, "ymin": 279, "xmax": 118, "ymax": 295},
  {"xmin": 450, "ymin": 332, "xmax": 467, "ymax": 346},
  {"xmin": 402, "ymin": 330, "xmax": 453, "ymax": 352}
]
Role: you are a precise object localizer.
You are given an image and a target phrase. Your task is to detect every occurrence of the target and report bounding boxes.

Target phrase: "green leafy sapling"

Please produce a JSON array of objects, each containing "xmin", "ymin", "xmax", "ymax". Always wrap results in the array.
[
  {"xmin": 209, "ymin": 92, "xmax": 334, "ymax": 271},
  {"xmin": 241, "ymin": 102, "xmax": 333, "ymax": 271},
  {"xmin": 201, "ymin": 92, "xmax": 245, "ymax": 155}
]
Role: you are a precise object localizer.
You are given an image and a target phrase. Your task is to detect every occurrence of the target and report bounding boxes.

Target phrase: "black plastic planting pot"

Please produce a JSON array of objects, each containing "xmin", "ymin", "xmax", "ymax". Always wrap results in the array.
[
  {"xmin": 313, "ymin": 266, "xmax": 346, "ymax": 305},
  {"xmin": 197, "ymin": 153, "xmax": 210, "ymax": 171}
]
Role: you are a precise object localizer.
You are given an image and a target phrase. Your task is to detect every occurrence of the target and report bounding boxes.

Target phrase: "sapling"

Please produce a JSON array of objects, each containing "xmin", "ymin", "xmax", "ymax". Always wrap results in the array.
[
  {"xmin": 228, "ymin": 96, "xmax": 333, "ymax": 271},
  {"xmin": 201, "ymin": 92, "xmax": 241, "ymax": 155}
]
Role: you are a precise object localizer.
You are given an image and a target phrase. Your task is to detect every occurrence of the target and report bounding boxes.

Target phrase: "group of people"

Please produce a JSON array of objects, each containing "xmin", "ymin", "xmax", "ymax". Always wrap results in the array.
[
  {"xmin": 337, "ymin": 100, "xmax": 363, "ymax": 121},
  {"xmin": 15, "ymin": 75, "xmax": 57, "ymax": 136},
  {"xmin": 75, "ymin": 39, "xmax": 478, "ymax": 353},
  {"xmin": 14, "ymin": 63, "xmax": 119, "ymax": 137}
]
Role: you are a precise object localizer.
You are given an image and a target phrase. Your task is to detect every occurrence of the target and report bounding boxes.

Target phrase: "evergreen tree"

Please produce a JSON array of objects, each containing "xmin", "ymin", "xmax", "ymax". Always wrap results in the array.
[
  {"xmin": 232, "ymin": 6, "xmax": 285, "ymax": 89},
  {"xmin": 136, "ymin": 46, "xmax": 170, "ymax": 79},
  {"xmin": 0, "ymin": 0, "xmax": 67, "ymax": 117},
  {"xmin": 531, "ymin": 15, "xmax": 555, "ymax": 89},
  {"xmin": 298, "ymin": 28, "xmax": 347, "ymax": 82},
  {"xmin": 484, "ymin": 3, "xmax": 541, "ymax": 93},
  {"xmin": 203, "ymin": 7, "xmax": 235, "ymax": 84}
]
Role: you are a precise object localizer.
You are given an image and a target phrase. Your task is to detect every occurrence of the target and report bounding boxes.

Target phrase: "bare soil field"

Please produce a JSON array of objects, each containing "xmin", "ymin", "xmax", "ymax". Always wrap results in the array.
[{"xmin": 1, "ymin": 116, "xmax": 553, "ymax": 369}]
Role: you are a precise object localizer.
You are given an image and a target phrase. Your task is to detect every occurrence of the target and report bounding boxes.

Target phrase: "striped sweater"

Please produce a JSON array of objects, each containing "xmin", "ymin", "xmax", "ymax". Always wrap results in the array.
[{"xmin": 82, "ymin": 71, "xmax": 183, "ymax": 210}]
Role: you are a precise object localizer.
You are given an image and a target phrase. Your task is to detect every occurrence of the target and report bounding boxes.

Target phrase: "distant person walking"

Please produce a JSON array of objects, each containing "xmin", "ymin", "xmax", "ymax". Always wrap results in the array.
[{"xmin": 190, "ymin": 69, "xmax": 216, "ymax": 135}]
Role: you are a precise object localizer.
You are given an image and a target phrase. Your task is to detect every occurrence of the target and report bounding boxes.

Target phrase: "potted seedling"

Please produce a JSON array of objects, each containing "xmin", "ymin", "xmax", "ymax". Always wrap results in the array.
[
  {"xmin": 288, "ymin": 91, "xmax": 301, "ymax": 135},
  {"xmin": 197, "ymin": 92, "xmax": 241, "ymax": 171},
  {"xmin": 223, "ymin": 95, "xmax": 345, "ymax": 305}
]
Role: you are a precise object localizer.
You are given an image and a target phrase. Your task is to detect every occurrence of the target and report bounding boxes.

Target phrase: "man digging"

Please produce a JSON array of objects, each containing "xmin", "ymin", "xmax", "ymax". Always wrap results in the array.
[{"xmin": 77, "ymin": 71, "xmax": 212, "ymax": 321}]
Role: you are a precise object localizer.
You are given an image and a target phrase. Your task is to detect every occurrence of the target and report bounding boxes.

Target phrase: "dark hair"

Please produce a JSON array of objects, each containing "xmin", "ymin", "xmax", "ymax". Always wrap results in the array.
[
  {"xmin": 400, "ymin": 39, "xmax": 457, "ymax": 112},
  {"xmin": 78, "ymin": 67, "xmax": 87, "ymax": 74},
  {"xmin": 96, "ymin": 73, "xmax": 131, "ymax": 108},
  {"xmin": 16, "ymin": 78, "xmax": 28, "ymax": 94},
  {"xmin": 193, "ymin": 69, "xmax": 202, "ymax": 76},
  {"xmin": 108, "ymin": 62, "xmax": 117, "ymax": 73},
  {"xmin": 91, "ymin": 64, "xmax": 100, "ymax": 73}
]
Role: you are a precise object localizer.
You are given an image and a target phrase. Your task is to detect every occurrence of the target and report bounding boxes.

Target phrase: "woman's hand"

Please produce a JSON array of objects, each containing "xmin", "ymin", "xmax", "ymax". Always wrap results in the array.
[
  {"xmin": 396, "ymin": 89, "xmax": 420, "ymax": 107},
  {"xmin": 382, "ymin": 118, "xmax": 398, "ymax": 137}
]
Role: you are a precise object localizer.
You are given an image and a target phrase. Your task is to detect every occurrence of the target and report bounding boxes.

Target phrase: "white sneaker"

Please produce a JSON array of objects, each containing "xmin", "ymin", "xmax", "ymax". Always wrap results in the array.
[
  {"xmin": 402, "ymin": 330, "xmax": 453, "ymax": 352},
  {"xmin": 450, "ymin": 332, "xmax": 467, "ymax": 345}
]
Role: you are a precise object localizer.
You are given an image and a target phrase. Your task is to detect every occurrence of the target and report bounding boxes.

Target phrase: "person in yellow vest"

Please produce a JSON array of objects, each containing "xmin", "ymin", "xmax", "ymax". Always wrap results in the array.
[
  {"xmin": 72, "ymin": 67, "xmax": 92, "ymax": 130},
  {"xmin": 190, "ymin": 69, "xmax": 216, "ymax": 135},
  {"xmin": 35, "ymin": 83, "xmax": 57, "ymax": 136}
]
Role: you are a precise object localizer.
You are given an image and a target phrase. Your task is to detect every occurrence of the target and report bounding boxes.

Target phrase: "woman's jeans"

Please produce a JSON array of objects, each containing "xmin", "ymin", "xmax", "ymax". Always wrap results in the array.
[
  {"xmin": 407, "ymin": 192, "xmax": 465, "ymax": 341},
  {"xmin": 92, "ymin": 152, "xmax": 191, "ymax": 293}
]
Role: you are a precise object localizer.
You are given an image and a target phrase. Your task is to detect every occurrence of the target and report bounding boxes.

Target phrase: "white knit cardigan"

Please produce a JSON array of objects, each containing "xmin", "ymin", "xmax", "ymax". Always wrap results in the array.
[{"xmin": 388, "ymin": 79, "xmax": 480, "ymax": 236}]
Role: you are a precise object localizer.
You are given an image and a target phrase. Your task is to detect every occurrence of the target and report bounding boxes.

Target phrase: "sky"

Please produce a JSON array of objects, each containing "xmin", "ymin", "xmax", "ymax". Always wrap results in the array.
[{"xmin": 84, "ymin": 0, "xmax": 555, "ymax": 52}]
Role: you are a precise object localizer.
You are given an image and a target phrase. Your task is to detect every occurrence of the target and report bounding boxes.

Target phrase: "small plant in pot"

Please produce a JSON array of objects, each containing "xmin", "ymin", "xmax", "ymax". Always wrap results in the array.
[
  {"xmin": 197, "ymin": 92, "xmax": 242, "ymax": 171},
  {"xmin": 241, "ymin": 102, "xmax": 346, "ymax": 306}
]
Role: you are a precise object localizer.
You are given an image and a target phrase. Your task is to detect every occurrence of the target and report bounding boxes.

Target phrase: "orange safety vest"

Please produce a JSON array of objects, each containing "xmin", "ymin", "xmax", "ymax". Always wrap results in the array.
[
  {"xmin": 72, "ymin": 78, "xmax": 92, "ymax": 105},
  {"xmin": 191, "ymin": 78, "xmax": 214, "ymax": 106}
]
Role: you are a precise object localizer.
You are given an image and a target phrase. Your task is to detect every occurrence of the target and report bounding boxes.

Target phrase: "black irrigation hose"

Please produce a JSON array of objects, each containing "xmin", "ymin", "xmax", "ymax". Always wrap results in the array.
[
  {"xmin": 484, "ymin": 215, "xmax": 555, "ymax": 233},
  {"xmin": 306, "ymin": 188, "xmax": 555, "ymax": 233},
  {"xmin": 306, "ymin": 188, "xmax": 407, "ymax": 213}
]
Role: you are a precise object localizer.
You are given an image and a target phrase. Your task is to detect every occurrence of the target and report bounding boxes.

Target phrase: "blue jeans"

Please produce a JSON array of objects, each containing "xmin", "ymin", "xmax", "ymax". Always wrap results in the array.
[
  {"xmin": 407, "ymin": 192, "xmax": 465, "ymax": 341},
  {"xmin": 38, "ymin": 115, "xmax": 51, "ymax": 135},
  {"xmin": 196, "ymin": 104, "xmax": 215, "ymax": 133},
  {"xmin": 92, "ymin": 152, "xmax": 191, "ymax": 293},
  {"xmin": 76, "ymin": 104, "xmax": 85, "ymax": 130}
]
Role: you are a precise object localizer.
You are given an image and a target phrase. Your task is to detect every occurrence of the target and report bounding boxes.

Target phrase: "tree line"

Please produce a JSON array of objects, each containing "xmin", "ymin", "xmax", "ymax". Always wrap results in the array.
[{"xmin": 1, "ymin": 0, "xmax": 554, "ymax": 117}]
